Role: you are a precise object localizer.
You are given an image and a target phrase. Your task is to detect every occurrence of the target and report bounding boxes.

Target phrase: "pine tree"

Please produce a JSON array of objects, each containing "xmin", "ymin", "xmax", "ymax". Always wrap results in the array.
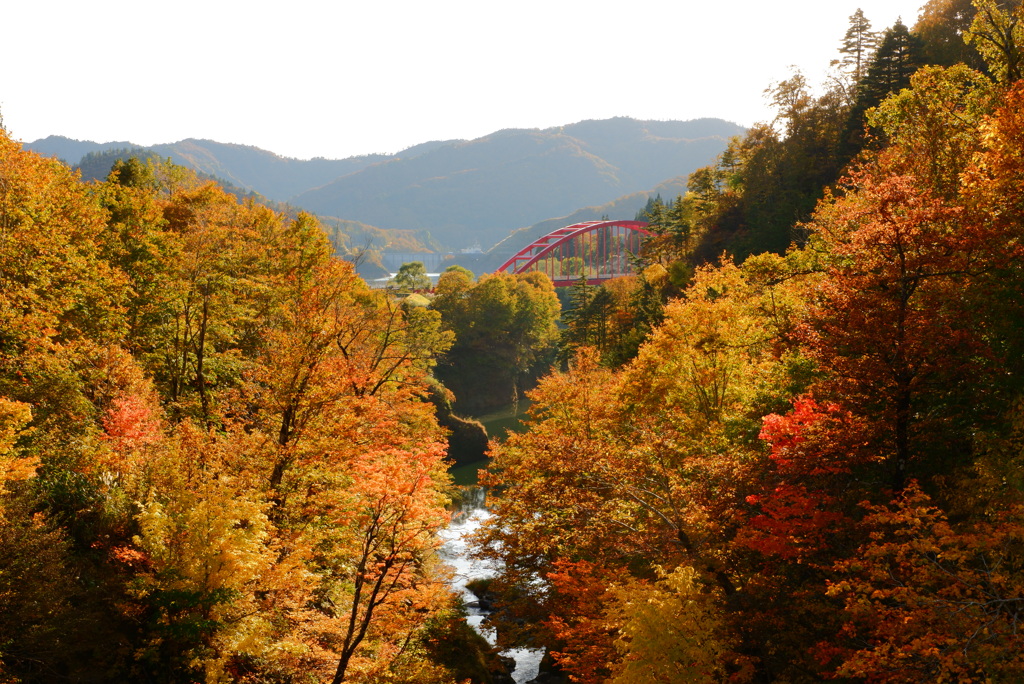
[
  {"xmin": 858, "ymin": 21, "xmax": 923, "ymax": 105},
  {"xmin": 840, "ymin": 9, "xmax": 880, "ymax": 83},
  {"xmin": 842, "ymin": 20, "xmax": 924, "ymax": 159}
]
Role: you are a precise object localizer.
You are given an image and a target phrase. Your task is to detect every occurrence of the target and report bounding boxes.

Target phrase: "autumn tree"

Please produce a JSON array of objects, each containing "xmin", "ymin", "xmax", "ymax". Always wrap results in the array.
[
  {"xmin": 327, "ymin": 442, "xmax": 452, "ymax": 683},
  {"xmin": 480, "ymin": 255, "xmax": 815, "ymax": 680},
  {"xmin": 0, "ymin": 130, "xmax": 468, "ymax": 682},
  {"xmin": 965, "ymin": 0, "xmax": 1024, "ymax": 84},
  {"xmin": 960, "ymin": 82, "xmax": 1024, "ymax": 389},
  {"xmin": 829, "ymin": 484, "xmax": 1024, "ymax": 681},
  {"xmin": 479, "ymin": 18, "xmax": 1024, "ymax": 684},
  {"xmin": 914, "ymin": 0, "xmax": 990, "ymax": 69},
  {"xmin": 225, "ymin": 256, "xmax": 456, "ymax": 681},
  {"xmin": 0, "ymin": 130, "xmax": 166, "ymax": 680},
  {"xmin": 0, "ymin": 127, "xmax": 141, "ymax": 550},
  {"xmin": 737, "ymin": 76, "xmax": 1024, "ymax": 681},
  {"xmin": 391, "ymin": 260, "xmax": 432, "ymax": 291},
  {"xmin": 153, "ymin": 181, "xmax": 266, "ymax": 422},
  {"xmin": 792, "ymin": 66, "xmax": 1015, "ymax": 494},
  {"xmin": 0, "ymin": 398, "xmax": 35, "ymax": 516},
  {"xmin": 866, "ymin": 64, "xmax": 994, "ymax": 196},
  {"xmin": 606, "ymin": 565, "xmax": 735, "ymax": 683},
  {"xmin": 126, "ymin": 422, "xmax": 294, "ymax": 682},
  {"xmin": 802, "ymin": 174, "xmax": 998, "ymax": 489},
  {"xmin": 432, "ymin": 270, "xmax": 560, "ymax": 413}
]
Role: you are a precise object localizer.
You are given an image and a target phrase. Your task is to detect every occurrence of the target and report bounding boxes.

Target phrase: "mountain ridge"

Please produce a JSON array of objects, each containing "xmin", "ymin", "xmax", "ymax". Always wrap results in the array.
[
  {"xmin": 26, "ymin": 116, "xmax": 743, "ymax": 250},
  {"xmin": 289, "ymin": 117, "xmax": 743, "ymax": 248}
]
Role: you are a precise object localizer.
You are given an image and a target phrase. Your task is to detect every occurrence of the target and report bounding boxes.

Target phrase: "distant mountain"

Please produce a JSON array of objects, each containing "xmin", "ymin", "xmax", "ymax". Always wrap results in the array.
[
  {"xmin": 291, "ymin": 118, "xmax": 743, "ymax": 249},
  {"xmin": 75, "ymin": 146, "xmax": 164, "ymax": 182},
  {"xmin": 26, "ymin": 117, "xmax": 743, "ymax": 251},
  {"xmin": 27, "ymin": 136, "xmax": 136, "ymax": 165},
  {"xmin": 24, "ymin": 136, "xmax": 458, "ymax": 202},
  {"xmin": 73, "ymin": 146, "xmax": 310, "ymax": 217},
  {"xmin": 146, "ymin": 140, "xmax": 398, "ymax": 201}
]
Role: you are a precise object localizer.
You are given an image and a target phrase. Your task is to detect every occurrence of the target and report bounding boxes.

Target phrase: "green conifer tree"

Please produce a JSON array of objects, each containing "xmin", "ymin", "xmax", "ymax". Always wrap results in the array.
[{"xmin": 840, "ymin": 9, "xmax": 880, "ymax": 83}]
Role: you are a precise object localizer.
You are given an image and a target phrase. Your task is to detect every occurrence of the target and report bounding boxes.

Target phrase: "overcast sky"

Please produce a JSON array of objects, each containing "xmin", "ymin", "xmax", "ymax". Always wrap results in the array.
[{"xmin": 4, "ymin": 0, "xmax": 929, "ymax": 160}]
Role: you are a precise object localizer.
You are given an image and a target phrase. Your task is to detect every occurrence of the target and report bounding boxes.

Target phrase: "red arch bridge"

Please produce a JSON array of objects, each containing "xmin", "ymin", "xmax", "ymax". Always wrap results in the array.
[{"xmin": 495, "ymin": 220, "xmax": 651, "ymax": 287}]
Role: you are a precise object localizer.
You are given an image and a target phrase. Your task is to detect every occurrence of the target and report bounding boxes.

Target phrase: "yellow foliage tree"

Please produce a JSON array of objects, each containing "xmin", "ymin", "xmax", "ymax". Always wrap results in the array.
[
  {"xmin": 0, "ymin": 397, "xmax": 34, "ymax": 518},
  {"xmin": 130, "ymin": 422, "xmax": 308, "ymax": 683},
  {"xmin": 607, "ymin": 566, "xmax": 732, "ymax": 684}
]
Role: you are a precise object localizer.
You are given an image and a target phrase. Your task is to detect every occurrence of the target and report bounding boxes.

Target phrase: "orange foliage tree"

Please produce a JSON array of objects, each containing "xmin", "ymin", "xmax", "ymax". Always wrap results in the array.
[
  {"xmin": 829, "ymin": 484, "xmax": 1024, "ymax": 682},
  {"xmin": 481, "ymin": 255, "xmax": 814, "ymax": 680},
  {"xmin": 0, "ymin": 128, "xmax": 466, "ymax": 682}
]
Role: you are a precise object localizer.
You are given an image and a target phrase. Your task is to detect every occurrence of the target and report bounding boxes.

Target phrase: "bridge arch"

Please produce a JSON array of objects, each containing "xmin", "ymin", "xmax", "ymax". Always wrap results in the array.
[{"xmin": 496, "ymin": 220, "xmax": 650, "ymax": 286}]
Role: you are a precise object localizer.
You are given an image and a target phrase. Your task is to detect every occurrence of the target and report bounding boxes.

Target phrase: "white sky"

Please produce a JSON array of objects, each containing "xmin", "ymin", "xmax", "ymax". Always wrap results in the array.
[{"xmin": 3, "ymin": 0, "xmax": 929, "ymax": 160}]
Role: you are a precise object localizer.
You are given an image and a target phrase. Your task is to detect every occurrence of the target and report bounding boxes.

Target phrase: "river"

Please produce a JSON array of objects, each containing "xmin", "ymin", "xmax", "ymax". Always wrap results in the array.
[
  {"xmin": 439, "ymin": 487, "xmax": 544, "ymax": 684},
  {"xmin": 449, "ymin": 400, "xmax": 531, "ymax": 486},
  {"xmin": 441, "ymin": 401, "xmax": 544, "ymax": 683}
]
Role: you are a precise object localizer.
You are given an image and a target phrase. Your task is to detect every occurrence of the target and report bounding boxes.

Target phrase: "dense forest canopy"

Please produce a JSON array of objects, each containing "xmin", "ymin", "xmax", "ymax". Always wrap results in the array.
[
  {"xmin": 477, "ymin": 1, "xmax": 1024, "ymax": 681},
  {"xmin": 0, "ymin": 142, "xmax": 478, "ymax": 682},
  {"xmin": 3, "ymin": 0, "xmax": 1024, "ymax": 683}
]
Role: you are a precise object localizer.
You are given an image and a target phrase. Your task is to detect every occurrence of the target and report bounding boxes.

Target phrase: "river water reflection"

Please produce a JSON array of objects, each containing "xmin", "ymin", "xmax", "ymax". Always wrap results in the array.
[{"xmin": 449, "ymin": 400, "xmax": 531, "ymax": 486}]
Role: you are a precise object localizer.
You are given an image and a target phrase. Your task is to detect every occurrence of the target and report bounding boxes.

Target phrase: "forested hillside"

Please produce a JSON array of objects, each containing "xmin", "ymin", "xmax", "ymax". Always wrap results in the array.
[
  {"xmin": 478, "ymin": 1, "xmax": 1024, "ymax": 681},
  {"xmin": 4, "ymin": 0, "xmax": 1024, "ymax": 683},
  {"xmin": 0, "ymin": 142, "xmax": 489, "ymax": 682}
]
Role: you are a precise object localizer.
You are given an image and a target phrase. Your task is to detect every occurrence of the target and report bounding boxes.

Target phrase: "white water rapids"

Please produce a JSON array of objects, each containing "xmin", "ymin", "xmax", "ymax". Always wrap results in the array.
[{"xmin": 438, "ymin": 487, "xmax": 544, "ymax": 683}]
